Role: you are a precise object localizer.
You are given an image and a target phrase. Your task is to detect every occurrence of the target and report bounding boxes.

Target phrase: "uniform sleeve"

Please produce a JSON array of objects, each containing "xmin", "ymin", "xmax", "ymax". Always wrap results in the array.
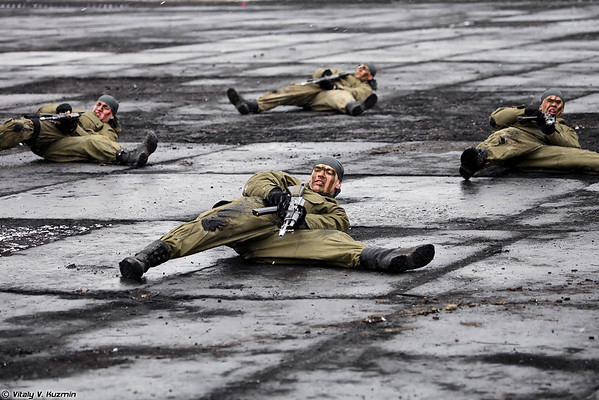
[
  {"xmin": 303, "ymin": 194, "xmax": 350, "ymax": 232},
  {"xmin": 545, "ymin": 121, "xmax": 581, "ymax": 148},
  {"xmin": 489, "ymin": 105, "xmax": 525, "ymax": 131},
  {"xmin": 37, "ymin": 103, "xmax": 59, "ymax": 114},
  {"xmin": 335, "ymin": 75, "xmax": 373, "ymax": 101},
  {"xmin": 489, "ymin": 105, "xmax": 581, "ymax": 149},
  {"xmin": 242, "ymin": 171, "xmax": 301, "ymax": 200},
  {"xmin": 243, "ymin": 171, "xmax": 351, "ymax": 232},
  {"xmin": 75, "ymin": 111, "xmax": 120, "ymax": 142},
  {"xmin": 312, "ymin": 68, "xmax": 343, "ymax": 79}
]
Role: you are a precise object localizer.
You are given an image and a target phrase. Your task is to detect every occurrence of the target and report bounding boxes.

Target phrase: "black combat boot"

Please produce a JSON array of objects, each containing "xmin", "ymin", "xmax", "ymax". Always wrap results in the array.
[
  {"xmin": 459, "ymin": 147, "xmax": 488, "ymax": 180},
  {"xmin": 116, "ymin": 131, "xmax": 158, "ymax": 167},
  {"xmin": 227, "ymin": 88, "xmax": 259, "ymax": 115},
  {"xmin": 359, "ymin": 244, "xmax": 435, "ymax": 273},
  {"xmin": 345, "ymin": 93, "xmax": 378, "ymax": 116},
  {"xmin": 119, "ymin": 240, "xmax": 171, "ymax": 280}
]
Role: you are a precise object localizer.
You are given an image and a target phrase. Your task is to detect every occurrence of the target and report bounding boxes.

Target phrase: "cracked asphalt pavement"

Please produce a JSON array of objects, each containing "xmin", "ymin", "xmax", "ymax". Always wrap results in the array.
[{"xmin": 0, "ymin": 1, "xmax": 598, "ymax": 399}]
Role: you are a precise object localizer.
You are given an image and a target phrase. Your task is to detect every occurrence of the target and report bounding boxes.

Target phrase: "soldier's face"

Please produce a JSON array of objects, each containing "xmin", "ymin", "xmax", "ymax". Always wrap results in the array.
[
  {"xmin": 540, "ymin": 95, "xmax": 564, "ymax": 118},
  {"xmin": 355, "ymin": 64, "xmax": 373, "ymax": 82},
  {"xmin": 93, "ymin": 101, "xmax": 114, "ymax": 122},
  {"xmin": 309, "ymin": 164, "xmax": 342, "ymax": 195}
]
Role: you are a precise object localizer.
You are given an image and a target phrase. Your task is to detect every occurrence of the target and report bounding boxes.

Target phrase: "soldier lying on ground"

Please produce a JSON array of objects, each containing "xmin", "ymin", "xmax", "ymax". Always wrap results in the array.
[
  {"xmin": 226, "ymin": 64, "xmax": 378, "ymax": 117},
  {"xmin": 119, "ymin": 156, "xmax": 435, "ymax": 280},
  {"xmin": 0, "ymin": 95, "xmax": 157, "ymax": 167},
  {"xmin": 459, "ymin": 88, "xmax": 599, "ymax": 180}
]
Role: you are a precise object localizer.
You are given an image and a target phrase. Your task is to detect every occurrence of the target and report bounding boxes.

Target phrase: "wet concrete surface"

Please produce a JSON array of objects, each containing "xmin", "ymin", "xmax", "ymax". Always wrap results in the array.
[{"xmin": 1, "ymin": 1, "xmax": 599, "ymax": 399}]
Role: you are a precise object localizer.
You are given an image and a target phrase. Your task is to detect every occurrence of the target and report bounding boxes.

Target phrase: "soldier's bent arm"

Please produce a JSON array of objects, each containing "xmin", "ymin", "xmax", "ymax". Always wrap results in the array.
[
  {"xmin": 244, "ymin": 170, "xmax": 350, "ymax": 232},
  {"xmin": 489, "ymin": 105, "xmax": 581, "ymax": 149},
  {"xmin": 36, "ymin": 103, "xmax": 92, "ymax": 137},
  {"xmin": 243, "ymin": 170, "xmax": 302, "ymax": 199},
  {"xmin": 312, "ymin": 68, "xmax": 344, "ymax": 79},
  {"xmin": 545, "ymin": 121, "xmax": 580, "ymax": 148},
  {"xmin": 338, "ymin": 80, "xmax": 373, "ymax": 101},
  {"xmin": 489, "ymin": 105, "xmax": 525, "ymax": 130},
  {"xmin": 76, "ymin": 111, "xmax": 120, "ymax": 142},
  {"xmin": 303, "ymin": 198, "xmax": 350, "ymax": 232}
]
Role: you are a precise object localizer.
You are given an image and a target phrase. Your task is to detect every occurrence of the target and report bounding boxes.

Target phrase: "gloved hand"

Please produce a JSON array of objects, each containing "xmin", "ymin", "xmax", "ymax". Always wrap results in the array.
[
  {"xmin": 523, "ymin": 109, "xmax": 556, "ymax": 135},
  {"xmin": 276, "ymin": 199, "xmax": 307, "ymax": 229},
  {"xmin": 529, "ymin": 110, "xmax": 556, "ymax": 135},
  {"xmin": 318, "ymin": 69, "xmax": 335, "ymax": 90},
  {"xmin": 266, "ymin": 188, "xmax": 290, "ymax": 207},
  {"xmin": 318, "ymin": 79, "xmax": 335, "ymax": 90},
  {"xmin": 276, "ymin": 196, "xmax": 291, "ymax": 220},
  {"xmin": 538, "ymin": 115, "xmax": 556, "ymax": 136},
  {"xmin": 524, "ymin": 108, "xmax": 539, "ymax": 117},
  {"xmin": 56, "ymin": 116, "xmax": 79, "ymax": 135},
  {"xmin": 292, "ymin": 204, "xmax": 307, "ymax": 228},
  {"xmin": 56, "ymin": 103, "xmax": 73, "ymax": 114},
  {"xmin": 55, "ymin": 103, "xmax": 79, "ymax": 134}
]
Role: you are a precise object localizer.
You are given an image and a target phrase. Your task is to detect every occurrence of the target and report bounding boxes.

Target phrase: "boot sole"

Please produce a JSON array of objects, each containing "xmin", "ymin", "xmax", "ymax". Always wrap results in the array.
[
  {"xmin": 348, "ymin": 93, "xmax": 378, "ymax": 116},
  {"xmin": 227, "ymin": 88, "xmax": 250, "ymax": 115},
  {"xmin": 348, "ymin": 104, "xmax": 364, "ymax": 116},
  {"xmin": 119, "ymin": 257, "xmax": 145, "ymax": 280},
  {"xmin": 135, "ymin": 152, "xmax": 149, "ymax": 167},
  {"xmin": 388, "ymin": 244, "xmax": 435, "ymax": 273},
  {"xmin": 459, "ymin": 148, "xmax": 480, "ymax": 180},
  {"xmin": 459, "ymin": 165, "xmax": 474, "ymax": 180},
  {"xmin": 363, "ymin": 93, "xmax": 378, "ymax": 110},
  {"xmin": 144, "ymin": 132, "xmax": 158, "ymax": 155}
]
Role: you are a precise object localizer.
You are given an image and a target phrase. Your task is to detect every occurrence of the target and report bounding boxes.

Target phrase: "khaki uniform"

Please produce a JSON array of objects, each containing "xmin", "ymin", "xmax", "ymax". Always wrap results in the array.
[
  {"xmin": 256, "ymin": 68, "xmax": 374, "ymax": 114},
  {"xmin": 477, "ymin": 105, "xmax": 599, "ymax": 173},
  {"xmin": 160, "ymin": 170, "xmax": 368, "ymax": 268},
  {"xmin": 0, "ymin": 103, "xmax": 122, "ymax": 162}
]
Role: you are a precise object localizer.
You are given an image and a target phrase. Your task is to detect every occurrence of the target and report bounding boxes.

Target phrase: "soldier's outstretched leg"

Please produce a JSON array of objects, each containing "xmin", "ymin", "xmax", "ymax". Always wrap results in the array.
[
  {"xmin": 119, "ymin": 240, "xmax": 171, "ymax": 280},
  {"xmin": 345, "ymin": 93, "xmax": 378, "ymax": 116},
  {"xmin": 233, "ymin": 230, "xmax": 435, "ymax": 274},
  {"xmin": 116, "ymin": 131, "xmax": 158, "ymax": 167},
  {"xmin": 227, "ymin": 88, "xmax": 259, "ymax": 115},
  {"xmin": 0, "ymin": 118, "xmax": 39, "ymax": 151},
  {"xmin": 359, "ymin": 244, "xmax": 435, "ymax": 273}
]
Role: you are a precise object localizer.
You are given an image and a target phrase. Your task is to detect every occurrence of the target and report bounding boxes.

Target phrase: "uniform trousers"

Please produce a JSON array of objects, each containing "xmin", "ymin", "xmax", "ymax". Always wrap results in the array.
[
  {"xmin": 257, "ymin": 84, "xmax": 355, "ymax": 114},
  {"xmin": 160, "ymin": 196, "xmax": 366, "ymax": 268},
  {"xmin": 0, "ymin": 118, "xmax": 120, "ymax": 162},
  {"xmin": 477, "ymin": 127, "xmax": 599, "ymax": 173}
]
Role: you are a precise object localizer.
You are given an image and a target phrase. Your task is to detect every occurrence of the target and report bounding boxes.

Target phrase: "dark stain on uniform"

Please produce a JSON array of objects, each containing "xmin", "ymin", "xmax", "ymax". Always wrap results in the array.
[
  {"xmin": 201, "ymin": 216, "xmax": 227, "ymax": 231},
  {"xmin": 13, "ymin": 122, "xmax": 24, "ymax": 132},
  {"xmin": 203, "ymin": 202, "xmax": 251, "ymax": 232}
]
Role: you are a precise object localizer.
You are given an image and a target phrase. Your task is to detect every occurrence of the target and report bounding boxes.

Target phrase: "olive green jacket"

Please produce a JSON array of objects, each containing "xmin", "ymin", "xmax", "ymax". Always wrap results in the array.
[
  {"xmin": 242, "ymin": 170, "xmax": 350, "ymax": 233},
  {"xmin": 489, "ymin": 105, "xmax": 580, "ymax": 148},
  {"xmin": 313, "ymin": 68, "xmax": 374, "ymax": 101},
  {"xmin": 48, "ymin": 103, "xmax": 121, "ymax": 139},
  {"xmin": 27, "ymin": 103, "xmax": 122, "ymax": 156}
]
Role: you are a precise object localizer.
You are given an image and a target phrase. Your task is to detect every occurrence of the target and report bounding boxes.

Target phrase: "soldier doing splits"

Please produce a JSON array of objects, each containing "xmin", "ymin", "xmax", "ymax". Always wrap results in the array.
[
  {"xmin": 119, "ymin": 156, "xmax": 435, "ymax": 280},
  {"xmin": 460, "ymin": 88, "xmax": 599, "ymax": 180},
  {"xmin": 227, "ymin": 64, "xmax": 378, "ymax": 117},
  {"xmin": 0, "ymin": 95, "xmax": 157, "ymax": 167}
]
